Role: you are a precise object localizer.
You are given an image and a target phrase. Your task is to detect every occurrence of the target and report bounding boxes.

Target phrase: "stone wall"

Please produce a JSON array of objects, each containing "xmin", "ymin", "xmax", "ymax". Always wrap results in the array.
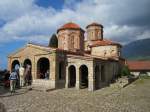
[
  {"xmin": 64, "ymin": 55, "xmax": 95, "ymax": 91},
  {"xmin": 91, "ymin": 45, "xmax": 120, "ymax": 58}
]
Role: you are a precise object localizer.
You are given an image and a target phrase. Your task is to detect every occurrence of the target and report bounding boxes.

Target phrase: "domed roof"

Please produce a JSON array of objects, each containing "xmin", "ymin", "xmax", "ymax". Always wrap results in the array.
[
  {"xmin": 86, "ymin": 22, "xmax": 103, "ymax": 28},
  {"xmin": 57, "ymin": 22, "xmax": 84, "ymax": 33}
]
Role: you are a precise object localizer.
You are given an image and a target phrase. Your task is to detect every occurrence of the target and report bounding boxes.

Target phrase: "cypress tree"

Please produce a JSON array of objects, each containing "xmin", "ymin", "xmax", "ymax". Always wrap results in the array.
[{"xmin": 48, "ymin": 34, "xmax": 58, "ymax": 48}]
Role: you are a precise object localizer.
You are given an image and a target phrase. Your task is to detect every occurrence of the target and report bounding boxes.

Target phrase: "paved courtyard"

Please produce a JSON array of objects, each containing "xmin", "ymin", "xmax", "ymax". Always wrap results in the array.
[{"xmin": 0, "ymin": 78, "xmax": 150, "ymax": 112}]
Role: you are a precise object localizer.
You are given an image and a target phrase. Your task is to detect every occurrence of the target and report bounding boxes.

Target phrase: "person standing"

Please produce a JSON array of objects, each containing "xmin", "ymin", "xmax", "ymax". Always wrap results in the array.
[
  {"xmin": 9, "ymin": 69, "xmax": 18, "ymax": 93},
  {"xmin": 45, "ymin": 70, "xmax": 49, "ymax": 79},
  {"xmin": 19, "ymin": 65, "xmax": 25, "ymax": 87},
  {"xmin": 24, "ymin": 64, "xmax": 32, "ymax": 86}
]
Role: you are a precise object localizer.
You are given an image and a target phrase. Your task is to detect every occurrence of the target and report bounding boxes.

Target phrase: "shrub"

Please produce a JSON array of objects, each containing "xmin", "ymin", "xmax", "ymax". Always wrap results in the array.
[
  {"xmin": 48, "ymin": 34, "xmax": 58, "ymax": 48},
  {"xmin": 121, "ymin": 65, "xmax": 131, "ymax": 76}
]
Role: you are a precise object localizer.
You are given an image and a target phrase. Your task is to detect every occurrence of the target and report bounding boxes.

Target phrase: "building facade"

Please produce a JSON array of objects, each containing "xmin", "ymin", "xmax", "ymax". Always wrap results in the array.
[
  {"xmin": 8, "ymin": 22, "xmax": 124, "ymax": 91},
  {"xmin": 127, "ymin": 61, "xmax": 150, "ymax": 76}
]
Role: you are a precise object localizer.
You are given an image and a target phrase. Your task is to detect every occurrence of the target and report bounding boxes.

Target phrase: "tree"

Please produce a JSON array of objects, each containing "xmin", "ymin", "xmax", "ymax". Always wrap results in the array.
[
  {"xmin": 48, "ymin": 34, "xmax": 58, "ymax": 48},
  {"xmin": 121, "ymin": 65, "xmax": 131, "ymax": 76}
]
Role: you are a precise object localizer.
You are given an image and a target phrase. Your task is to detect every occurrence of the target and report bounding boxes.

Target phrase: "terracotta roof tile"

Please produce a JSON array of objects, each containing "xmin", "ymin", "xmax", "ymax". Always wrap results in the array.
[
  {"xmin": 86, "ymin": 22, "xmax": 103, "ymax": 28},
  {"xmin": 88, "ymin": 39, "xmax": 122, "ymax": 47},
  {"xmin": 57, "ymin": 22, "xmax": 84, "ymax": 33},
  {"xmin": 127, "ymin": 61, "xmax": 150, "ymax": 71}
]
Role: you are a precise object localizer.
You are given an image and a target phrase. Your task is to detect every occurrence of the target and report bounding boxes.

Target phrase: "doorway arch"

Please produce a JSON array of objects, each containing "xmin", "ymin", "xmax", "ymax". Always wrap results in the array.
[
  {"xmin": 11, "ymin": 60, "xmax": 20, "ymax": 71},
  {"xmin": 24, "ymin": 59, "xmax": 32, "ymax": 68},
  {"xmin": 37, "ymin": 57, "xmax": 50, "ymax": 79},
  {"xmin": 68, "ymin": 65, "xmax": 76, "ymax": 87},
  {"xmin": 80, "ymin": 65, "xmax": 88, "ymax": 88}
]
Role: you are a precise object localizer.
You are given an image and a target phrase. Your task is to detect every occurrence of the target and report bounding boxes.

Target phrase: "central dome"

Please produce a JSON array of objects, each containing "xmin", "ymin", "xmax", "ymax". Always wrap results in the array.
[
  {"xmin": 57, "ymin": 22, "xmax": 84, "ymax": 33},
  {"xmin": 86, "ymin": 22, "xmax": 103, "ymax": 28}
]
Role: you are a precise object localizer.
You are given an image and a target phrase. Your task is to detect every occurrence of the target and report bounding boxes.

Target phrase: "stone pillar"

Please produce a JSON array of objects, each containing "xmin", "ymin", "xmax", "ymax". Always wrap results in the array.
[
  {"xmin": 8, "ymin": 58, "xmax": 11, "ymax": 72},
  {"xmin": 88, "ymin": 64, "xmax": 95, "ymax": 91},
  {"xmin": 50, "ymin": 51, "xmax": 57, "ymax": 88},
  {"xmin": 65, "ymin": 66, "xmax": 69, "ymax": 88},
  {"xmin": 76, "ymin": 66, "xmax": 80, "ymax": 90},
  {"xmin": 32, "ymin": 59, "xmax": 36, "ymax": 80}
]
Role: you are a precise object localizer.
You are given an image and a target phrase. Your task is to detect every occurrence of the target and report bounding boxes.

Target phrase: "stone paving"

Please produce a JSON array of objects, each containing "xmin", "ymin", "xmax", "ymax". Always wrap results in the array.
[{"xmin": 0, "ymin": 78, "xmax": 150, "ymax": 112}]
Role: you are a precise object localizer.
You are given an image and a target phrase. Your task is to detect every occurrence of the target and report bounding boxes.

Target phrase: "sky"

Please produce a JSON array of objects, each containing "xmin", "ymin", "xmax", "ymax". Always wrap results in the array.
[{"xmin": 0, "ymin": 0, "xmax": 150, "ymax": 69}]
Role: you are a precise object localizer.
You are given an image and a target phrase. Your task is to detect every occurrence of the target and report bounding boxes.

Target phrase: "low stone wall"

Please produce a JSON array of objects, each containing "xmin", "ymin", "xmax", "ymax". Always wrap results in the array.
[
  {"xmin": 110, "ymin": 77, "xmax": 129, "ymax": 89},
  {"xmin": 32, "ymin": 79, "xmax": 55, "ymax": 91}
]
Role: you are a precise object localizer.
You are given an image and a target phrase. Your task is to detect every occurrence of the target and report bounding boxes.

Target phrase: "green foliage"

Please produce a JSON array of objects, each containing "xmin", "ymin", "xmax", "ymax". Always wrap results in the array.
[
  {"xmin": 49, "ymin": 34, "xmax": 58, "ymax": 48},
  {"xmin": 121, "ymin": 65, "xmax": 131, "ymax": 76}
]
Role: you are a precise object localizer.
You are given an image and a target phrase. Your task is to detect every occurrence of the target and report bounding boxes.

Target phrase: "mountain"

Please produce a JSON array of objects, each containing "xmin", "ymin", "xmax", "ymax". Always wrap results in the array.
[{"xmin": 122, "ymin": 38, "xmax": 150, "ymax": 60}]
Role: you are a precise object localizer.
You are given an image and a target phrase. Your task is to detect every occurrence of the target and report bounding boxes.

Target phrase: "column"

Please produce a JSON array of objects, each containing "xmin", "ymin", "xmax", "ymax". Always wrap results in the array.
[
  {"xmin": 50, "ymin": 52, "xmax": 57, "ymax": 88},
  {"xmin": 32, "ymin": 59, "xmax": 36, "ymax": 80},
  {"xmin": 8, "ymin": 58, "xmax": 11, "ymax": 72},
  {"xmin": 76, "ymin": 66, "xmax": 80, "ymax": 90},
  {"xmin": 88, "ymin": 65, "xmax": 95, "ymax": 91},
  {"xmin": 65, "ymin": 66, "xmax": 70, "ymax": 88}
]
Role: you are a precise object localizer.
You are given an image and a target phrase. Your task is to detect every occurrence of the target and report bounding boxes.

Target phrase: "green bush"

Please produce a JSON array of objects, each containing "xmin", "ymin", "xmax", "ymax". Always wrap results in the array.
[{"xmin": 121, "ymin": 65, "xmax": 131, "ymax": 76}]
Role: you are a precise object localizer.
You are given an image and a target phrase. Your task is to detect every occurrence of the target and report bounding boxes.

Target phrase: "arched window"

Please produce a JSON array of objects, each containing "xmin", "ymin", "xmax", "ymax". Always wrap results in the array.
[{"xmin": 70, "ymin": 36, "xmax": 74, "ymax": 50}]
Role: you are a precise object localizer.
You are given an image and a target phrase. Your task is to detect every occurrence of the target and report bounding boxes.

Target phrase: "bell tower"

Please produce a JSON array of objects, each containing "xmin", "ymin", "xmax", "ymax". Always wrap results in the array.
[{"xmin": 86, "ymin": 23, "xmax": 103, "ymax": 41}]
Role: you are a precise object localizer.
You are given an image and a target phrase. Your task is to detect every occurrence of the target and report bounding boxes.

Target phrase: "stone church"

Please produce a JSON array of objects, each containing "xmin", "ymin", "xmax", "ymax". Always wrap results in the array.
[{"xmin": 8, "ymin": 22, "xmax": 124, "ymax": 91}]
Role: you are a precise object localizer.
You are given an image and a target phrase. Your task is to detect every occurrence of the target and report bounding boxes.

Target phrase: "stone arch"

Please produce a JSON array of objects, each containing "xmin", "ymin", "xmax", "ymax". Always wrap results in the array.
[
  {"xmin": 68, "ymin": 65, "xmax": 76, "ymax": 87},
  {"xmin": 11, "ymin": 60, "xmax": 20, "ymax": 71},
  {"xmin": 23, "ymin": 59, "xmax": 32, "ymax": 82},
  {"xmin": 95, "ymin": 65, "xmax": 100, "ymax": 89},
  {"xmin": 23, "ymin": 59, "xmax": 32, "ymax": 68},
  {"xmin": 37, "ymin": 57, "xmax": 50, "ymax": 79},
  {"xmin": 80, "ymin": 65, "xmax": 88, "ymax": 88}
]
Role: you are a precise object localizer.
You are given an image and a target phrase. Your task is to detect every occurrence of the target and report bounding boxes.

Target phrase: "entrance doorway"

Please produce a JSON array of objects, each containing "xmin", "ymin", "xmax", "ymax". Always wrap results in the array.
[
  {"xmin": 11, "ymin": 60, "xmax": 20, "ymax": 71},
  {"xmin": 80, "ymin": 65, "xmax": 88, "ymax": 88},
  {"xmin": 69, "ymin": 65, "xmax": 76, "ymax": 87},
  {"xmin": 37, "ymin": 58, "xmax": 50, "ymax": 79}
]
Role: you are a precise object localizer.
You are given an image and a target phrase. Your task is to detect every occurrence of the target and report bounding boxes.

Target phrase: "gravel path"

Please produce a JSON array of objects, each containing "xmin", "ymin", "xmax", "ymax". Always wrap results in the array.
[{"xmin": 0, "ymin": 78, "xmax": 150, "ymax": 112}]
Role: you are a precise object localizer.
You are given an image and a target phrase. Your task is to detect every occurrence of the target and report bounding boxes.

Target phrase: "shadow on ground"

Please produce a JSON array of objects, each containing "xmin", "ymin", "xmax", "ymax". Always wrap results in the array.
[
  {"xmin": 0, "ymin": 102, "xmax": 7, "ymax": 112},
  {"xmin": 0, "ymin": 86, "xmax": 30, "ymax": 98}
]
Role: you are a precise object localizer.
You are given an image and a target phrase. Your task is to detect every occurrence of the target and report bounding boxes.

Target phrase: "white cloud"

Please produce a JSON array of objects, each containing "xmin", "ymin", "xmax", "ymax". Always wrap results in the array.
[
  {"xmin": 0, "ymin": 0, "xmax": 150, "ymax": 44},
  {"xmin": 0, "ymin": 0, "xmax": 35, "ymax": 21}
]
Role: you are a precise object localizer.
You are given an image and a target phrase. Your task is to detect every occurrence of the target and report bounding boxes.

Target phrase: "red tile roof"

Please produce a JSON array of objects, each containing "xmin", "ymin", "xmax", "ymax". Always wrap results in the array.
[
  {"xmin": 127, "ymin": 61, "xmax": 150, "ymax": 71},
  {"xmin": 57, "ymin": 22, "xmax": 84, "ymax": 33},
  {"xmin": 86, "ymin": 22, "xmax": 103, "ymax": 28},
  {"xmin": 88, "ymin": 39, "xmax": 122, "ymax": 47}
]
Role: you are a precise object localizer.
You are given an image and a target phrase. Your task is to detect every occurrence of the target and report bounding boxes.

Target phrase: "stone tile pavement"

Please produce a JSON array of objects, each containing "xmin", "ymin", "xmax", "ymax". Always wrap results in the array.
[{"xmin": 0, "ymin": 78, "xmax": 150, "ymax": 112}]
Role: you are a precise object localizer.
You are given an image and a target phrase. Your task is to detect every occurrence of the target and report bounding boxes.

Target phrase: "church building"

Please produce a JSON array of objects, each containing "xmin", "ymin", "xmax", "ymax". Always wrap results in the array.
[{"xmin": 8, "ymin": 22, "xmax": 124, "ymax": 91}]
